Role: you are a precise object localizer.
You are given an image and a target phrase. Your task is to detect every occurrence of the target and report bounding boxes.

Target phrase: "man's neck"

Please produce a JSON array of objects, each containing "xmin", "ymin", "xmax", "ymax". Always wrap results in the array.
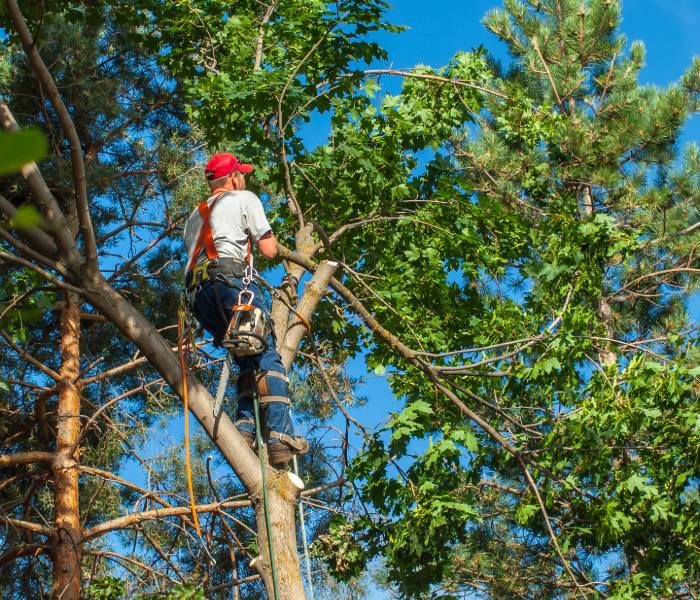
[{"xmin": 211, "ymin": 187, "xmax": 232, "ymax": 195}]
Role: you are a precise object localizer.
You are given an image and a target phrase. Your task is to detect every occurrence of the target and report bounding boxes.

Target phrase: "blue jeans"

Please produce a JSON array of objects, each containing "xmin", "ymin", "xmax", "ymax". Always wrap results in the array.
[{"xmin": 192, "ymin": 276, "xmax": 295, "ymax": 439}]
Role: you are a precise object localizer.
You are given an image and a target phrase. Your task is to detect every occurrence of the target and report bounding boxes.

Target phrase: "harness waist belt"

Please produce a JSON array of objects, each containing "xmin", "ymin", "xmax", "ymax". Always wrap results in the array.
[{"xmin": 185, "ymin": 257, "xmax": 247, "ymax": 289}]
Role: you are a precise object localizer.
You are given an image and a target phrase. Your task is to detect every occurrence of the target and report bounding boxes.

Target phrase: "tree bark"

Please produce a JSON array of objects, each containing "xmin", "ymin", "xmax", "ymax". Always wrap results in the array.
[
  {"xmin": 271, "ymin": 223, "xmax": 316, "ymax": 346},
  {"xmin": 51, "ymin": 291, "xmax": 82, "ymax": 599},
  {"xmin": 578, "ymin": 184, "xmax": 617, "ymax": 365},
  {"xmin": 279, "ymin": 259, "xmax": 338, "ymax": 370},
  {"xmin": 251, "ymin": 471, "xmax": 306, "ymax": 599}
]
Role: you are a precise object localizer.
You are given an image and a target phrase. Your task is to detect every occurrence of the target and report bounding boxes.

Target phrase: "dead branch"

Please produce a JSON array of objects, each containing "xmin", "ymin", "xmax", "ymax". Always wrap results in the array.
[{"xmin": 82, "ymin": 499, "xmax": 251, "ymax": 542}]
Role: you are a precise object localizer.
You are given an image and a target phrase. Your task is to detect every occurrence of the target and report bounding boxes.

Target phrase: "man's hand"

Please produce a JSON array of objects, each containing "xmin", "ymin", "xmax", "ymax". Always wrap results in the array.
[{"xmin": 257, "ymin": 231, "xmax": 278, "ymax": 259}]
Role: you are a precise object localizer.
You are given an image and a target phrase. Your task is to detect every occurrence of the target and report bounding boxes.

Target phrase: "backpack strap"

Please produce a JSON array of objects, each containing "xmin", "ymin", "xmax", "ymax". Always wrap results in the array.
[{"xmin": 186, "ymin": 193, "xmax": 225, "ymax": 273}]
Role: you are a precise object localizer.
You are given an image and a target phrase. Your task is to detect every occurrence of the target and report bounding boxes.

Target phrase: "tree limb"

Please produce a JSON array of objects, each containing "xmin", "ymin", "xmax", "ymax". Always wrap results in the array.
[
  {"xmin": 82, "ymin": 499, "xmax": 251, "ymax": 542},
  {"xmin": 0, "ymin": 451, "xmax": 54, "ymax": 467},
  {"xmin": 4, "ymin": 0, "xmax": 97, "ymax": 270}
]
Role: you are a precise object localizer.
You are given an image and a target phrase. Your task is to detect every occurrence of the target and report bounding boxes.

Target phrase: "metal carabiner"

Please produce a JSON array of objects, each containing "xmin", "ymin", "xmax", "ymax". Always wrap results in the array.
[{"xmin": 238, "ymin": 288, "xmax": 255, "ymax": 306}]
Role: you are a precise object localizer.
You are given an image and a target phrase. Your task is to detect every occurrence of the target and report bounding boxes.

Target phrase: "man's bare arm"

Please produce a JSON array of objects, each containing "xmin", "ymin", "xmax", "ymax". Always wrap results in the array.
[{"xmin": 257, "ymin": 231, "xmax": 278, "ymax": 259}]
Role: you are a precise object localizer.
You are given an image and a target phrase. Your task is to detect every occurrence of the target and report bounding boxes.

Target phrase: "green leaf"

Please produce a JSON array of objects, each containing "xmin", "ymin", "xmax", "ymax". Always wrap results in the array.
[
  {"xmin": 8, "ymin": 205, "xmax": 45, "ymax": 230},
  {"xmin": 515, "ymin": 503, "xmax": 538, "ymax": 525},
  {"xmin": 0, "ymin": 129, "xmax": 46, "ymax": 175},
  {"xmin": 86, "ymin": 576, "xmax": 126, "ymax": 600}
]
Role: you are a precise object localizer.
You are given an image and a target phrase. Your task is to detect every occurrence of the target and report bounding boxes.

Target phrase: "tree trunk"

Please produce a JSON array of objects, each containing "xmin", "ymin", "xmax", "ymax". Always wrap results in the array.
[
  {"xmin": 251, "ymin": 471, "xmax": 306, "ymax": 599},
  {"xmin": 578, "ymin": 185, "xmax": 617, "ymax": 365},
  {"xmin": 81, "ymin": 275, "xmax": 307, "ymax": 599},
  {"xmin": 51, "ymin": 291, "xmax": 82, "ymax": 599},
  {"xmin": 271, "ymin": 224, "xmax": 316, "ymax": 347}
]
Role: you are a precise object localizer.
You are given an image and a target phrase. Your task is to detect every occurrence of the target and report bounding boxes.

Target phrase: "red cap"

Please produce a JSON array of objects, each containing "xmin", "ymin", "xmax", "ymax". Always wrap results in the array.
[{"xmin": 204, "ymin": 152, "xmax": 254, "ymax": 180}]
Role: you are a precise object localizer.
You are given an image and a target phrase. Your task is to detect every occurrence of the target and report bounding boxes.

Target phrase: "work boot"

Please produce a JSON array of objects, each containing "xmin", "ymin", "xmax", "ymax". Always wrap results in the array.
[
  {"xmin": 235, "ymin": 419, "xmax": 256, "ymax": 450},
  {"xmin": 267, "ymin": 432, "xmax": 310, "ymax": 466}
]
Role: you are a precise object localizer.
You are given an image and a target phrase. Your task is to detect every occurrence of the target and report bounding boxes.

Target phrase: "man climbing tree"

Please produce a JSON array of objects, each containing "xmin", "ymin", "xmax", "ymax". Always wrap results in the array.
[
  {"xmin": 2, "ymin": 0, "xmax": 697, "ymax": 597},
  {"xmin": 183, "ymin": 152, "xmax": 308, "ymax": 464}
]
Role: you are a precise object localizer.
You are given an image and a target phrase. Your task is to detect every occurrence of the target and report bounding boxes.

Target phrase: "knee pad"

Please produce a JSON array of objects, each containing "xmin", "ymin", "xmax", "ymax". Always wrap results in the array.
[{"xmin": 255, "ymin": 370, "xmax": 290, "ymax": 406}]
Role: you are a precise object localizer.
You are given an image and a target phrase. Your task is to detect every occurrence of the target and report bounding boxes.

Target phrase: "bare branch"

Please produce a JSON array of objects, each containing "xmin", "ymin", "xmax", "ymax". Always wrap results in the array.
[
  {"xmin": 82, "ymin": 499, "xmax": 251, "ymax": 542},
  {"xmin": 531, "ymin": 37, "xmax": 563, "ymax": 106},
  {"xmin": 0, "ymin": 516, "xmax": 53, "ymax": 537},
  {"xmin": 0, "ymin": 451, "xmax": 54, "ymax": 467},
  {"xmin": 364, "ymin": 68, "xmax": 510, "ymax": 102}
]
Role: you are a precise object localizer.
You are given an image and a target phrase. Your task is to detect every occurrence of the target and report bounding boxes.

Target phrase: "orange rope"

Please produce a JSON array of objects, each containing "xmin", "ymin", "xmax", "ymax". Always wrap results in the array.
[
  {"xmin": 177, "ymin": 310, "xmax": 202, "ymax": 538},
  {"xmin": 290, "ymin": 306, "xmax": 311, "ymax": 332}
]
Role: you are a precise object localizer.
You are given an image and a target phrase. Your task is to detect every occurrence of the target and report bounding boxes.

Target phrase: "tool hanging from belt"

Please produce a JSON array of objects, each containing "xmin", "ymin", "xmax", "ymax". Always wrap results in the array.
[{"xmin": 220, "ymin": 238, "xmax": 270, "ymax": 355}]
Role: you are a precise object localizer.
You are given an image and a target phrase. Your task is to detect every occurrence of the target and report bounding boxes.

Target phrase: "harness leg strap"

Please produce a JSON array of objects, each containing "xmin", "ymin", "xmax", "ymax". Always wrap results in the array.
[{"xmin": 258, "ymin": 395, "xmax": 290, "ymax": 406}]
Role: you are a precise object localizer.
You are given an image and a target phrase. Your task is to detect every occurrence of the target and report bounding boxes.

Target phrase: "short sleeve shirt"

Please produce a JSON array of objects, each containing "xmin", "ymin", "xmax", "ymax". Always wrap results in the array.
[{"xmin": 183, "ymin": 190, "xmax": 272, "ymax": 271}]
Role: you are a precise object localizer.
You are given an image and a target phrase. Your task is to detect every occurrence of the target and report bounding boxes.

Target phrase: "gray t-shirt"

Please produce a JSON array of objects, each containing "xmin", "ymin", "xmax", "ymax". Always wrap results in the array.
[{"xmin": 183, "ymin": 190, "xmax": 272, "ymax": 271}]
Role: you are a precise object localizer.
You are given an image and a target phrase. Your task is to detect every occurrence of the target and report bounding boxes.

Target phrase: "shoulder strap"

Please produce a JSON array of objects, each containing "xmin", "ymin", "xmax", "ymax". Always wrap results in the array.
[{"xmin": 186, "ymin": 193, "xmax": 225, "ymax": 273}]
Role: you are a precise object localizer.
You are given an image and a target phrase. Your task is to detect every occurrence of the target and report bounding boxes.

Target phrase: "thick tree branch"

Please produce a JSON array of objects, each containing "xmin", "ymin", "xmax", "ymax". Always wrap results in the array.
[
  {"xmin": 0, "ymin": 516, "xmax": 53, "ymax": 537},
  {"xmin": 0, "ymin": 194, "xmax": 58, "ymax": 259},
  {"xmin": 4, "ymin": 0, "xmax": 97, "ymax": 270},
  {"xmin": 279, "ymin": 260, "xmax": 338, "ymax": 369},
  {"xmin": 0, "ymin": 451, "xmax": 55, "ymax": 467}
]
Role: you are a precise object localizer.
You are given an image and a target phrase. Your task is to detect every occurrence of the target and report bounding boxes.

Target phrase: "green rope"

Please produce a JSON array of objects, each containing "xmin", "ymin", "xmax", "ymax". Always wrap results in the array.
[
  {"xmin": 293, "ymin": 456, "xmax": 315, "ymax": 600},
  {"xmin": 254, "ymin": 396, "xmax": 281, "ymax": 600}
]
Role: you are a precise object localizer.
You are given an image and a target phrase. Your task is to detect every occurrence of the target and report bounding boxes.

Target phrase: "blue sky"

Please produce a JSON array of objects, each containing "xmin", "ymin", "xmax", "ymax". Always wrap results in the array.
[{"xmin": 374, "ymin": 0, "xmax": 700, "ymax": 141}]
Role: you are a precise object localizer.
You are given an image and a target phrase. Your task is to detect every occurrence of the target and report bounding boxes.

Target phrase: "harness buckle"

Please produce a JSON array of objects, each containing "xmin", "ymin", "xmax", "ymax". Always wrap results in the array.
[{"xmin": 187, "ymin": 260, "xmax": 211, "ymax": 290}]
